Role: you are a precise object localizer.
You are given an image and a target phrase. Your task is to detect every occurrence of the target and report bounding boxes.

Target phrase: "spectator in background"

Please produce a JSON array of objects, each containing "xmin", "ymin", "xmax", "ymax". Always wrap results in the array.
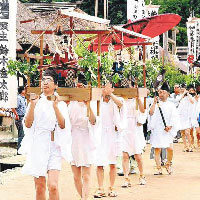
[
  {"xmin": 170, "ymin": 84, "xmax": 181, "ymax": 107},
  {"xmin": 12, "ymin": 86, "xmax": 27, "ymax": 154},
  {"xmin": 187, "ymin": 85, "xmax": 200, "ymax": 148}
]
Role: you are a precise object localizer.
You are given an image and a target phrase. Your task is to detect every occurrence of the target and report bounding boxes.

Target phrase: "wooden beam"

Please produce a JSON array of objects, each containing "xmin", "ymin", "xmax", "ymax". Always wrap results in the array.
[
  {"xmin": 92, "ymin": 88, "xmax": 103, "ymax": 101},
  {"xmin": 20, "ymin": 19, "xmax": 35, "ymax": 24},
  {"xmin": 26, "ymin": 87, "xmax": 147, "ymax": 101},
  {"xmin": 113, "ymin": 88, "xmax": 147, "ymax": 98},
  {"xmin": 27, "ymin": 87, "xmax": 92, "ymax": 101},
  {"xmin": 31, "ymin": 30, "xmax": 110, "ymax": 35}
]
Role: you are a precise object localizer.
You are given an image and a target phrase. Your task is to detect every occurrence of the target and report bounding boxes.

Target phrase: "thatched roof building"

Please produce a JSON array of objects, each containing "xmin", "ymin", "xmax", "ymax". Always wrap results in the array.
[{"xmin": 17, "ymin": 1, "xmax": 108, "ymax": 54}]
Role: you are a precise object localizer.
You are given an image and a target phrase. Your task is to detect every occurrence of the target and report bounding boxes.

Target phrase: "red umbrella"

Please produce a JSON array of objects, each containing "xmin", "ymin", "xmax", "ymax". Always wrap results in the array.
[
  {"xmin": 123, "ymin": 13, "xmax": 181, "ymax": 38},
  {"xmin": 89, "ymin": 13, "xmax": 181, "ymax": 52}
]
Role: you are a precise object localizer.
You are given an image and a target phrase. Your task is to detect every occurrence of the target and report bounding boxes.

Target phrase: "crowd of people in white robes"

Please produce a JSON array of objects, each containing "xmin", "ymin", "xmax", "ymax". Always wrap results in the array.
[{"xmin": 18, "ymin": 67, "xmax": 200, "ymax": 200}]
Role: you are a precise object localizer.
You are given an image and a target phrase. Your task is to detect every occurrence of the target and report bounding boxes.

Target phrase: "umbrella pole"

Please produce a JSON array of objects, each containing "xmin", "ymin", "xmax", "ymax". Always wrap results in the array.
[
  {"xmin": 39, "ymin": 35, "xmax": 44, "ymax": 87},
  {"xmin": 143, "ymin": 44, "xmax": 146, "ymax": 109},
  {"xmin": 97, "ymin": 34, "xmax": 102, "ymax": 116},
  {"xmin": 98, "ymin": 34, "xmax": 101, "ymax": 87}
]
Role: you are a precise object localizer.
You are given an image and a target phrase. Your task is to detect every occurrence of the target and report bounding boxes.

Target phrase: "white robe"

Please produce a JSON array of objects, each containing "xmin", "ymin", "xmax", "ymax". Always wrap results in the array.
[
  {"xmin": 19, "ymin": 94, "xmax": 72, "ymax": 178},
  {"xmin": 69, "ymin": 101, "xmax": 97, "ymax": 167},
  {"xmin": 122, "ymin": 99, "xmax": 146, "ymax": 155},
  {"xmin": 190, "ymin": 98, "xmax": 200, "ymax": 128},
  {"xmin": 95, "ymin": 99, "xmax": 121, "ymax": 166},
  {"xmin": 150, "ymin": 100, "xmax": 179, "ymax": 148},
  {"xmin": 115, "ymin": 97, "xmax": 127, "ymax": 157},
  {"xmin": 177, "ymin": 96, "xmax": 193, "ymax": 130}
]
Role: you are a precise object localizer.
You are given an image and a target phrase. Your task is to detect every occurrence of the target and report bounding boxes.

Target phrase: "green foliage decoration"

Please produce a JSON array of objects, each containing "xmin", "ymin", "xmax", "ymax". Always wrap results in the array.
[
  {"xmin": 74, "ymin": 37, "xmax": 115, "ymax": 86},
  {"xmin": 7, "ymin": 59, "xmax": 38, "ymax": 77}
]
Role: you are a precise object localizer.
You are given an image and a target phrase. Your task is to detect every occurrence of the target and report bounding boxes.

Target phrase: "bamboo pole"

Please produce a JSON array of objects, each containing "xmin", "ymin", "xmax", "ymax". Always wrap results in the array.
[
  {"xmin": 97, "ymin": 34, "xmax": 102, "ymax": 116},
  {"xmin": 39, "ymin": 35, "xmax": 44, "ymax": 87},
  {"xmin": 143, "ymin": 45, "xmax": 146, "ymax": 109}
]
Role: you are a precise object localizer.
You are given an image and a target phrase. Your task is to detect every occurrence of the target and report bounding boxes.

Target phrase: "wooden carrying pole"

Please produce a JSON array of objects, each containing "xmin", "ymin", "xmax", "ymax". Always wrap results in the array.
[
  {"xmin": 97, "ymin": 34, "xmax": 102, "ymax": 116},
  {"xmin": 143, "ymin": 44, "xmax": 147, "ymax": 109},
  {"xmin": 39, "ymin": 35, "xmax": 44, "ymax": 87}
]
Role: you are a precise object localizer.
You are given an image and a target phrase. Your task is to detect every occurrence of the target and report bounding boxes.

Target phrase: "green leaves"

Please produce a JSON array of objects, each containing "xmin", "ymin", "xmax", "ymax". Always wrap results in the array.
[
  {"xmin": 7, "ymin": 59, "xmax": 38, "ymax": 77},
  {"xmin": 112, "ymin": 73, "xmax": 121, "ymax": 84}
]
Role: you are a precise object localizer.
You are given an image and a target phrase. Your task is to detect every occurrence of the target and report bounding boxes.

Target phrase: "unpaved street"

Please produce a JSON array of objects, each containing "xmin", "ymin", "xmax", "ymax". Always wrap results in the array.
[{"xmin": 0, "ymin": 143, "xmax": 200, "ymax": 200}]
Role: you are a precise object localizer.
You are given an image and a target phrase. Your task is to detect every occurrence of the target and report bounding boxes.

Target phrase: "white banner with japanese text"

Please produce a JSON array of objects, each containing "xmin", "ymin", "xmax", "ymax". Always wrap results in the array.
[
  {"xmin": 127, "ymin": 0, "xmax": 146, "ymax": 21},
  {"xmin": 0, "ymin": 0, "xmax": 17, "ymax": 108},
  {"xmin": 187, "ymin": 20, "xmax": 197, "ymax": 64},
  {"xmin": 196, "ymin": 20, "xmax": 200, "ymax": 61},
  {"xmin": 146, "ymin": 5, "xmax": 160, "ymax": 59}
]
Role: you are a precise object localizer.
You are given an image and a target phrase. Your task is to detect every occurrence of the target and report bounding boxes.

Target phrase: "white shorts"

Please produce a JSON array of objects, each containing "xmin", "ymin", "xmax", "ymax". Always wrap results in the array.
[{"xmin": 47, "ymin": 142, "xmax": 62, "ymax": 171}]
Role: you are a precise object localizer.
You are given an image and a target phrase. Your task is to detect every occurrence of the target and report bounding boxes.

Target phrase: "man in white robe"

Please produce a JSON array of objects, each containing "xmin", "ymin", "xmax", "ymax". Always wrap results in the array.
[
  {"xmin": 94, "ymin": 83, "xmax": 123, "ymax": 198},
  {"xmin": 177, "ymin": 86, "xmax": 194, "ymax": 152},
  {"xmin": 149, "ymin": 82, "xmax": 179, "ymax": 175},
  {"xmin": 19, "ymin": 68, "xmax": 72, "ymax": 200},
  {"xmin": 169, "ymin": 84, "xmax": 182, "ymax": 143},
  {"xmin": 187, "ymin": 85, "xmax": 200, "ymax": 148},
  {"xmin": 121, "ymin": 96, "xmax": 147, "ymax": 187},
  {"xmin": 68, "ymin": 77, "xmax": 97, "ymax": 200}
]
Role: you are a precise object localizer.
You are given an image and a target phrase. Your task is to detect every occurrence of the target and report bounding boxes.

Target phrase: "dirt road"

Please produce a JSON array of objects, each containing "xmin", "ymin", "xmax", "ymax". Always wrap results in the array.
[{"xmin": 0, "ymin": 143, "xmax": 200, "ymax": 200}]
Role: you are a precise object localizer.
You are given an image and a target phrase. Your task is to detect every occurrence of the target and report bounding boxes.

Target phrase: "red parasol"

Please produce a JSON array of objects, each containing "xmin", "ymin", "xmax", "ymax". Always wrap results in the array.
[
  {"xmin": 89, "ymin": 13, "xmax": 181, "ymax": 52},
  {"xmin": 123, "ymin": 13, "xmax": 181, "ymax": 38}
]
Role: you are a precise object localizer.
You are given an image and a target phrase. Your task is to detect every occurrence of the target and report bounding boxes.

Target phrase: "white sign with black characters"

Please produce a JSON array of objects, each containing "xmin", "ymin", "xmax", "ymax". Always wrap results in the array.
[
  {"xmin": 0, "ymin": 0, "xmax": 17, "ymax": 108},
  {"xmin": 187, "ymin": 20, "xmax": 197, "ymax": 62},
  {"xmin": 127, "ymin": 0, "xmax": 146, "ymax": 21},
  {"xmin": 146, "ymin": 5, "xmax": 160, "ymax": 59},
  {"xmin": 196, "ymin": 20, "xmax": 200, "ymax": 60}
]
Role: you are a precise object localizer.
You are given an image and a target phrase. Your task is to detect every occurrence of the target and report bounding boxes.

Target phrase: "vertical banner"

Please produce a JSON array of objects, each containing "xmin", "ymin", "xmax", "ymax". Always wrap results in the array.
[
  {"xmin": 127, "ymin": 0, "xmax": 146, "ymax": 21},
  {"xmin": 0, "ymin": 0, "xmax": 17, "ymax": 108},
  {"xmin": 146, "ymin": 5, "xmax": 160, "ymax": 59},
  {"xmin": 196, "ymin": 20, "xmax": 200, "ymax": 60},
  {"xmin": 187, "ymin": 20, "xmax": 197, "ymax": 64}
]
